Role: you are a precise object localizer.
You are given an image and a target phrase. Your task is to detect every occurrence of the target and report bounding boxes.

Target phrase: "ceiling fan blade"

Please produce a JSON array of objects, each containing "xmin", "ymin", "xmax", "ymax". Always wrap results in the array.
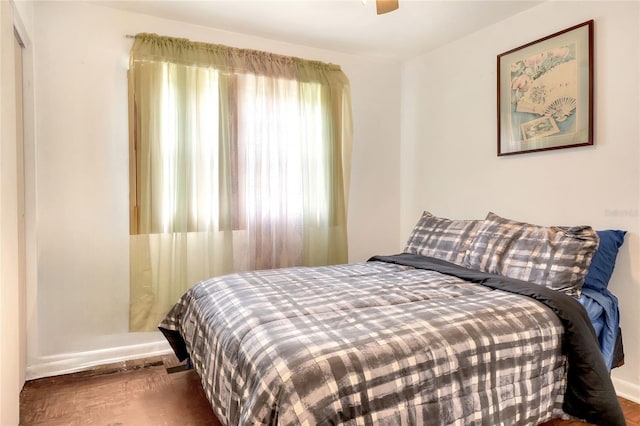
[{"xmin": 376, "ymin": 0, "xmax": 399, "ymax": 14}]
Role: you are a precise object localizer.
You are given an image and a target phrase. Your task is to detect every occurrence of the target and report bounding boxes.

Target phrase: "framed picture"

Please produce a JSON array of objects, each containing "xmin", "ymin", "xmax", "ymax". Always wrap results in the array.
[{"xmin": 497, "ymin": 20, "xmax": 593, "ymax": 156}]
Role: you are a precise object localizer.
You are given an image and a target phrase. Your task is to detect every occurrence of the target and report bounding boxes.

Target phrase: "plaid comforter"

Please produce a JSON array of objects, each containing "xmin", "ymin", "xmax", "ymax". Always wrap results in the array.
[{"xmin": 158, "ymin": 256, "xmax": 587, "ymax": 425}]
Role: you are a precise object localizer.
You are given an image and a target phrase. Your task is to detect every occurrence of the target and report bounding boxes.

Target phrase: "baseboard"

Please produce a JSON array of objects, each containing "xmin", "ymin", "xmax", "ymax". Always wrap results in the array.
[
  {"xmin": 26, "ymin": 340, "xmax": 640, "ymax": 404},
  {"xmin": 612, "ymin": 376, "xmax": 640, "ymax": 404},
  {"xmin": 26, "ymin": 340, "xmax": 173, "ymax": 381}
]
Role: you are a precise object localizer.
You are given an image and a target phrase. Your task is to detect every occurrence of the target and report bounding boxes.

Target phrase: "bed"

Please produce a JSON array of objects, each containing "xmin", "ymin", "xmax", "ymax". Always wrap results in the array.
[{"xmin": 159, "ymin": 211, "xmax": 626, "ymax": 425}]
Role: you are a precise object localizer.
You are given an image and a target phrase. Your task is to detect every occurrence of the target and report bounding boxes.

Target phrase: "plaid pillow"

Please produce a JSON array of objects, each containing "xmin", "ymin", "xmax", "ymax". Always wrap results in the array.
[
  {"xmin": 464, "ymin": 212, "xmax": 599, "ymax": 296},
  {"xmin": 404, "ymin": 211, "xmax": 481, "ymax": 266}
]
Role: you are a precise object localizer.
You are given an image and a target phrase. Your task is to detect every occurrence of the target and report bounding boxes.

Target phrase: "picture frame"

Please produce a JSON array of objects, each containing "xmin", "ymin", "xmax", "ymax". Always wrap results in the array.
[{"xmin": 497, "ymin": 20, "xmax": 593, "ymax": 156}]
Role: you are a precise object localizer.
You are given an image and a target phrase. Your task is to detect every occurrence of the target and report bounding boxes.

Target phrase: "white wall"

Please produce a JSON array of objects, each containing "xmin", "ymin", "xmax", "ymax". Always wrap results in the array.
[
  {"xmin": 29, "ymin": 1, "xmax": 401, "ymax": 377},
  {"xmin": 401, "ymin": 0, "xmax": 640, "ymax": 402}
]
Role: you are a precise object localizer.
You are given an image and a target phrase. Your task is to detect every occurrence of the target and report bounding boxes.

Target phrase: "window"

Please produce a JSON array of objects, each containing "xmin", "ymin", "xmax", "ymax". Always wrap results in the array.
[{"xmin": 128, "ymin": 34, "xmax": 353, "ymax": 330}]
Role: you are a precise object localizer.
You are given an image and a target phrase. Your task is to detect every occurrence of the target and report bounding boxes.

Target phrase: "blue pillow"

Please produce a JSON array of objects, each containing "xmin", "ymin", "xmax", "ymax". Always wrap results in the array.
[{"xmin": 583, "ymin": 230, "xmax": 626, "ymax": 292}]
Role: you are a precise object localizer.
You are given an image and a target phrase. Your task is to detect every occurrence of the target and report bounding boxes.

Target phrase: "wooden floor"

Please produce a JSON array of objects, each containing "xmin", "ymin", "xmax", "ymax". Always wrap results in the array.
[
  {"xmin": 20, "ymin": 355, "xmax": 221, "ymax": 426},
  {"xmin": 20, "ymin": 355, "xmax": 640, "ymax": 425}
]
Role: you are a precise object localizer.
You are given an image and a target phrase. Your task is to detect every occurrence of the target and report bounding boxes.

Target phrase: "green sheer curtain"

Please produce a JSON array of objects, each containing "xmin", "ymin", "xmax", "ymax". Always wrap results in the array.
[{"xmin": 128, "ymin": 33, "xmax": 353, "ymax": 331}]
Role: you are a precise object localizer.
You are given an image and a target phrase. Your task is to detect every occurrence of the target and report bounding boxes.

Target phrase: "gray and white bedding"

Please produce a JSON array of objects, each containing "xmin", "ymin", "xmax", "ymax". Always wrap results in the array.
[
  {"xmin": 159, "ymin": 211, "xmax": 625, "ymax": 425},
  {"xmin": 159, "ymin": 255, "xmax": 623, "ymax": 425}
]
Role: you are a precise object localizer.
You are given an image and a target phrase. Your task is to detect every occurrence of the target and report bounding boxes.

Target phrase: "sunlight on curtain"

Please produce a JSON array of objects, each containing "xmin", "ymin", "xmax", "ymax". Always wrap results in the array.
[{"xmin": 128, "ymin": 33, "xmax": 353, "ymax": 331}]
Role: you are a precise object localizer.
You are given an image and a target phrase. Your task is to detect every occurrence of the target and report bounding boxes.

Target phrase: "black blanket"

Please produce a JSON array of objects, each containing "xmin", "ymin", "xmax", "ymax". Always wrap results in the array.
[{"xmin": 369, "ymin": 253, "xmax": 625, "ymax": 426}]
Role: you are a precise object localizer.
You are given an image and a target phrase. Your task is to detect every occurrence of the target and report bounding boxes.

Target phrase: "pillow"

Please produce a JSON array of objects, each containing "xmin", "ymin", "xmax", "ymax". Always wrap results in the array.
[
  {"xmin": 464, "ymin": 212, "xmax": 599, "ymax": 296},
  {"xmin": 404, "ymin": 211, "xmax": 481, "ymax": 266},
  {"xmin": 583, "ymin": 230, "xmax": 626, "ymax": 292}
]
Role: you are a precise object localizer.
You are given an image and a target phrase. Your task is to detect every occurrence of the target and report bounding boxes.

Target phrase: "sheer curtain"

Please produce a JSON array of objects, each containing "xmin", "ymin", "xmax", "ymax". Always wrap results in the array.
[{"xmin": 128, "ymin": 34, "xmax": 353, "ymax": 331}]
